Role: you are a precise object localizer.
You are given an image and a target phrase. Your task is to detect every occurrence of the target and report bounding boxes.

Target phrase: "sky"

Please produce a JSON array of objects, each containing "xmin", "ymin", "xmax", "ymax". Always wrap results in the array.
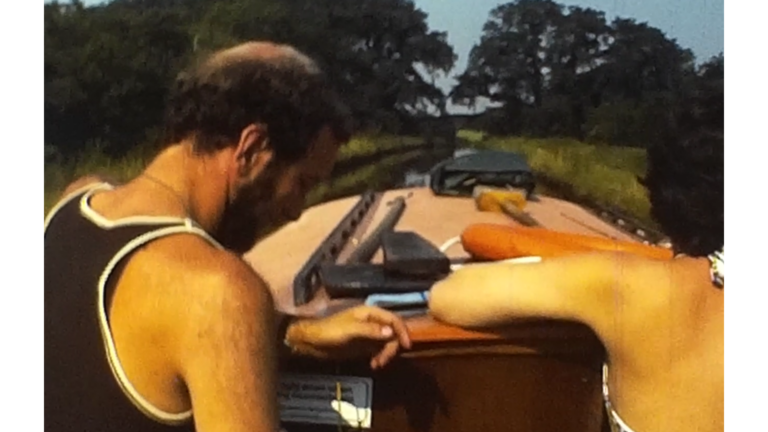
[
  {"xmin": 75, "ymin": 0, "xmax": 724, "ymax": 113},
  {"xmin": 419, "ymin": 0, "xmax": 724, "ymax": 71}
]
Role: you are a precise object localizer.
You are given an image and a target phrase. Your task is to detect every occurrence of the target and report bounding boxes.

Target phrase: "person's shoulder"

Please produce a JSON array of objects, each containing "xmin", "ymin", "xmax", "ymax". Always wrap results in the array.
[
  {"xmin": 115, "ymin": 232, "xmax": 276, "ymax": 363},
  {"xmin": 613, "ymin": 252, "xmax": 677, "ymax": 298},
  {"xmin": 144, "ymin": 233, "xmax": 269, "ymax": 290},
  {"xmin": 533, "ymin": 251, "xmax": 673, "ymax": 321},
  {"xmin": 584, "ymin": 252, "xmax": 683, "ymax": 335},
  {"xmin": 577, "ymin": 250, "xmax": 676, "ymax": 309},
  {"xmin": 115, "ymin": 231, "xmax": 280, "ymax": 422},
  {"xmin": 536, "ymin": 250, "xmax": 652, "ymax": 290},
  {"xmin": 60, "ymin": 174, "xmax": 115, "ymax": 197}
]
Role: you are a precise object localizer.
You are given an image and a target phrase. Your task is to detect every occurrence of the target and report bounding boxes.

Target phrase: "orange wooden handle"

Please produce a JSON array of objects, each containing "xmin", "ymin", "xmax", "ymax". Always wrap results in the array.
[{"xmin": 461, "ymin": 223, "xmax": 673, "ymax": 261}]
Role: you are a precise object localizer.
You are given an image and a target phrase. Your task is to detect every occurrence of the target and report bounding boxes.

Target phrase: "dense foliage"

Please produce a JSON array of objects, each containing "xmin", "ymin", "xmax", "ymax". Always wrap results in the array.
[
  {"xmin": 45, "ymin": 0, "xmax": 723, "ymax": 159},
  {"xmin": 452, "ymin": 1, "xmax": 723, "ymax": 146}
]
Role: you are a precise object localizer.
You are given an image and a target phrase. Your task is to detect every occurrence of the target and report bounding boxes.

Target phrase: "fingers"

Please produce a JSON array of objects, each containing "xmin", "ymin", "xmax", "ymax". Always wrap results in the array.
[
  {"xmin": 348, "ymin": 321, "xmax": 396, "ymax": 342},
  {"xmin": 356, "ymin": 307, "xmax": 412, "ymax": 370},
  {"xmin": 371, "ymin": 339, "xmax": 400, "ymax": 370},
  {"xmin": 357, "ymin": 307, "xmax": 412, "ymax": 350}
]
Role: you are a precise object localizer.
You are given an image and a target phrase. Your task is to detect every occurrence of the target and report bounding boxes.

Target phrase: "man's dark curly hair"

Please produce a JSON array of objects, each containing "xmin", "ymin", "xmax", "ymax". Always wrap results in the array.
[
  {"xmin": 162, "ymin": 46, "xmax": 352, "ymax": 161},
  {"xmin": 643, "ymin": 79, "xmax": 724, "ymax": 257}
]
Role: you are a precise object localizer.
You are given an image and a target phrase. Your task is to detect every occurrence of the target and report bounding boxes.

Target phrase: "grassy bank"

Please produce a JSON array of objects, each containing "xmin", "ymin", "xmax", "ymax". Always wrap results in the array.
[
  {"xmin": 45, "ymin": 149, "xmax": 149, "ymax": 213},
  {"xmin": 458, "ymin": 129, "xmax": 653, "ymax": 226},
  {"xmin": 44, "ymin": 135, "xmax": 431, "ymax": 214},
  {"xmin": 45, "ymin": 131, "xmax": 653, "ymax": 230},
  {"xmin": 336, "ymin": 134, "xmax": 428, "ymax": 163}
]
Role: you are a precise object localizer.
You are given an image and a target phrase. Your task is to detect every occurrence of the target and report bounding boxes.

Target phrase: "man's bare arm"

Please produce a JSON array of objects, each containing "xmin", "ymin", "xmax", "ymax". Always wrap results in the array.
[
  {"xmin": 172, "ymin": 249, "xmax": 411, "ymax": 432},
  {"xmin": 280, "ymin": 305, "xmax": 412, "ymax": 370},
  {"xmin": 176, "ymin": 252, "xmax": 280, "ymax": 432}
]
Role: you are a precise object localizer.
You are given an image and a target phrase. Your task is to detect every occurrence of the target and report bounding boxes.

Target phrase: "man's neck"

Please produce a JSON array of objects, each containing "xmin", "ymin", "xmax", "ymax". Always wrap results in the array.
[{"xmin": 140, "ymin": 144, "xmax": 228, "ymax": 233}]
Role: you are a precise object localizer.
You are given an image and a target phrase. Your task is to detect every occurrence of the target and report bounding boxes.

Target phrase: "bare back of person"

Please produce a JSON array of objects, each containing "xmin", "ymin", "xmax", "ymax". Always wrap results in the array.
[
  {"xmin": 428, "ymin": 251, "xmax": 724, "ymax": 432},
  {"xmin": 70, "ymin": 170, "xmax": 282, "ymax": 430},
  {"xmin": 603, "ymin": 256, "xmax": 724, "ymax": 432},
  {"xmin": 429, "ymin": 79, "xmax": 724, "ymax": 432}
]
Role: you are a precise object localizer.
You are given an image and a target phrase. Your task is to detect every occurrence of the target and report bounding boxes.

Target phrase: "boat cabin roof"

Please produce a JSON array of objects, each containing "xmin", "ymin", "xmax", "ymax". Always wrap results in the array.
[{"xmin": 243, "ymin": 187, "xmax": 637, "ymax": 344}]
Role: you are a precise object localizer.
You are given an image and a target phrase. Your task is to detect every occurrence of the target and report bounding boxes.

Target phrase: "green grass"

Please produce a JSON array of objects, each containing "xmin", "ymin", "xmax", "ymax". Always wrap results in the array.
[
  {"xmin": 44, "ymin": 135, "xmax": 430, "ymax": 215},
  {"xmin": 306, "ymin": 149, "xmax": 428, "ymax": 206},
  {"xmin": 459, "ymin": 130, "xmax": 653, "ymax": 226},
  {"xmin": 456, "ymin": 129, "xmax": 488, "ymax": 143},
  {"xmin": 335, "ymin": 134, "xmax": 427, "ymax": 163},
  {"xmin": 44, "ymin": 147, "xmax": 151, "ymax": 213}
]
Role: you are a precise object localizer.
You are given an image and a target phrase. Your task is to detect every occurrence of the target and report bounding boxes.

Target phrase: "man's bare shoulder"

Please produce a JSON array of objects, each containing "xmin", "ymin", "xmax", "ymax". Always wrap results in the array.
[
  {"xmin": 110, "ymin": 231, "xmax": 280, "ymax": 431},
  {"xmin": 121, "ymin": 233, "xmax": 275, "ymax": 326},
  {"xmin": 60, "ymin": 174, "xmax": 117, "ymax": 197}
]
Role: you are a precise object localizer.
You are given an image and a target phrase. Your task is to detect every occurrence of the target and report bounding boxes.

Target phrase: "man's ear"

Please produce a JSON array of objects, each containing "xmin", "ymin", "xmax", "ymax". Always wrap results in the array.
[{"xmin": 233, "ymin": 123, "xmax": 274, "ymax": 178}]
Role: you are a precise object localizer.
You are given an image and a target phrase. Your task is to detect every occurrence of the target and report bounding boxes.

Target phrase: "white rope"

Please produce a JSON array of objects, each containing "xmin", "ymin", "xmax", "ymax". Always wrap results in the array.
[
  {"xmin": 439, "ymin": 236, "xmax": 463, "ymax": 253},
  {"xmin": 450, "ymin": 256, "xmax": 542, "ymax": 271},
  {"xmin": 438, "ymin": 235, "xmax": 542, "ymax": 271}
]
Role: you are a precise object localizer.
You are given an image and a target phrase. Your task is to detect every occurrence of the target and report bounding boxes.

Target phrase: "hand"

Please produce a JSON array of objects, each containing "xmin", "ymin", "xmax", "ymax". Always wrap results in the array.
[{"xmin": 286, "ymin": 306, "xmax": 412, "ymax": 370}]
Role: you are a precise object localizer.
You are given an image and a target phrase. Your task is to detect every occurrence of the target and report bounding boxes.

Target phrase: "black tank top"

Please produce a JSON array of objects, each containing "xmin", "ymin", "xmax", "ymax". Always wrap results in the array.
[{"xmin": 44, "ymin": 184, "xmax": 220, "ymax": 432}]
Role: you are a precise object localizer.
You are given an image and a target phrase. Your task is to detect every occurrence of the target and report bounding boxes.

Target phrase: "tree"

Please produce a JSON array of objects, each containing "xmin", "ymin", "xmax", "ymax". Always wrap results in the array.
[
  {"xmin": 44, "ymin": 0, "xmax": 457, "ymax": 155},
  {"xmin": 452, "ymin": 0, "xmax": 564, "ymax": 110},
  {"xmin": 698, "ymin": 53, "xmax": 724, "ymax": 83},
  {"xmin": 595, "ymin": 18, "xmax": 695, "ymax": 104},
  {"xmin": 289, "ymin": 0, "xmax": 456, "ymax": 130},
  {"xmin": 547, "ymin": 6, "xmax": 611, "ymax": 136},
  {"xmin": 451, "ymin": 0, "xmax": 613, "ymax": 136},
  {"xmin": 452, "ymin": 0, "xmax": 701, "ymax": 142},
  {"xmin": 45, "ymin": 1, "xmax": 191, "ymax": 156}
]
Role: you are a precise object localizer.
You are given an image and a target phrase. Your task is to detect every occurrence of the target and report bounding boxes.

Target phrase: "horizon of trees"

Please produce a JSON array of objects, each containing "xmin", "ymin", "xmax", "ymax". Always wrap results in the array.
[{"xmin": 45, "ymin": 0, "xmax": 724, "ymax": 159}]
